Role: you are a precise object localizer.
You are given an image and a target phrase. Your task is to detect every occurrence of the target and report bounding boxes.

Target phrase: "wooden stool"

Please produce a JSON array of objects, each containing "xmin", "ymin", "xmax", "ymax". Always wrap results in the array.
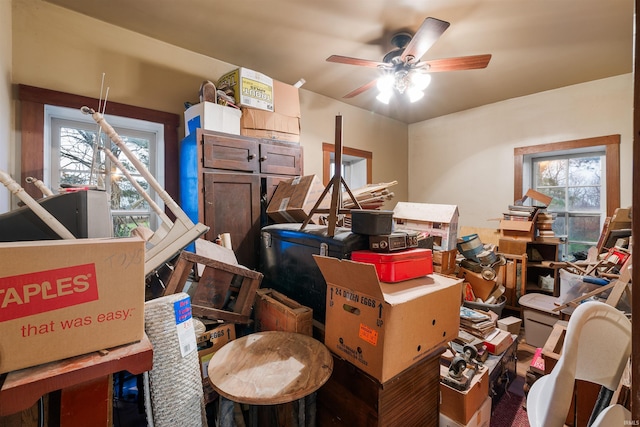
[{"xmin": 207, "ymin": 331, "xmax": 333, "ymax": 426}]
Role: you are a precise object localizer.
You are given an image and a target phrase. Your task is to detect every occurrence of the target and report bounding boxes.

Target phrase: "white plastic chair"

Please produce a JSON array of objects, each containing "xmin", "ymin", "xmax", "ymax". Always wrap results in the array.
[
  {"xmin": 590, "ymin": 404, "xmax": 632, "ymax": 426},
  {"xmin": 526, "ymin": 301, "xmax": 631, "ymax": 427}
]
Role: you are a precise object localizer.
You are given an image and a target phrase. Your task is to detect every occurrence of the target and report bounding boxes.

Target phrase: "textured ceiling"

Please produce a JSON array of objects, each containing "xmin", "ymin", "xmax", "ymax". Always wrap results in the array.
[{"xmin": 44, "ymin": 0, "xmax": 634, "ymax": 124}]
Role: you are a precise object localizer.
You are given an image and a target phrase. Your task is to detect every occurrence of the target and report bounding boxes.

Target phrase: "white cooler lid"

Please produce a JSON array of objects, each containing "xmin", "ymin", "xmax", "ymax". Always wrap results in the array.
[{"xmin": 519, "ymin": 293, "xmax": 560, "ymax": 315}]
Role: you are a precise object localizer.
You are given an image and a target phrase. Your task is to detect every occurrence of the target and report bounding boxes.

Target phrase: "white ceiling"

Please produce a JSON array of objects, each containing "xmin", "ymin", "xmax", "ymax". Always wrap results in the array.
[{"xmin": 44, "ymin": 0, "xmax": 634, "ymax": 124}]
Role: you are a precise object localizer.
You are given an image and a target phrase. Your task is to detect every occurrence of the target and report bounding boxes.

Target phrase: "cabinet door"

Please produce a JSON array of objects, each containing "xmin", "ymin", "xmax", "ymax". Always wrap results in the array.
[
  {"xmin": 259, "ymin": 142, "xmax": 302, "ymax": 176},
  {"xmin": 202, "ymin": 132, "xmax": 259, "ymax": 172},
  {"xmin": 203, "ymin": 172, "xmax": 261, "ymax": 269}
]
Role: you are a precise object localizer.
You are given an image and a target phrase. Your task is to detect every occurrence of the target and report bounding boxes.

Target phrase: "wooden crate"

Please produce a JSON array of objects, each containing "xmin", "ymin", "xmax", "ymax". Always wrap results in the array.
[
  {"xmin": 433, "ymin": 249, "xmax": 457, "ymax": 275},
  {"xmin": 254, "ymin": 288, "xmax": 313, "ymax": 336},
  {"xmin": 317, "ymin": 349, "xmax": 442, "ymax": 427}
]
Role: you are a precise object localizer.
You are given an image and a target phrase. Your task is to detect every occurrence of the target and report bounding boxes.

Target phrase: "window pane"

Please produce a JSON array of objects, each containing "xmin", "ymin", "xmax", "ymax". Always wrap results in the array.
[
  {"xmin": 568, "ymin": 157, "xmax": 600, "ymax": 186},
  {"xmin": 539, "ymin": 187, "xmax": 565, "ymax": 210},
  {"xmin": 568, "ymin": 186, "xmax": 600, "ymax": 211},
  {"xmin": 567, "ymin": 215, "xmax": 601, "ymax": 242},
  {"xmin": 113, "ymin": 214, "xmax": 151, "ymax": 238},
  {"xmin": 535, "ymin": 159, "xmax": 566, "ymax": 186}
]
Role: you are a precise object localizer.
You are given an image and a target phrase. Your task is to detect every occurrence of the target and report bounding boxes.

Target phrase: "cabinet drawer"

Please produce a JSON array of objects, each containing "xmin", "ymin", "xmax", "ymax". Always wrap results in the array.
[
  {"xmin": 202, "ymin": 133, "xmax": 259, "ymax": 172},
  {"xmin": 259, "ymin": 142, "xmax": 302, "ymax": 176}
]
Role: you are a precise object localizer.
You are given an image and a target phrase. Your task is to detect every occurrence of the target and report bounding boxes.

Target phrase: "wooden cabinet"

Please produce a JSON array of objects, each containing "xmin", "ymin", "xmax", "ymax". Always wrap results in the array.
[
  {"xmin": 525, "ymin": 241, "xmax": 560, "ymax": 296},
  {"xmin": 196, "ymin": 130, "xmax": 303, "ymax": 269}
]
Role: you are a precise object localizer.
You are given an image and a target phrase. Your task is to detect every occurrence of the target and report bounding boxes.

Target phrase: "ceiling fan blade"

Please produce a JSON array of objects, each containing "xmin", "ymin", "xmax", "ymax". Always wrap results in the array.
[
  {"xmin": 343, "ymin": 79, "xmax": 378, "ymax": 98},
  {"xmin": 327, "ymin": 55, "xmax": 385, "ymax": 68},
  {"xmin": 400, "ymin": 17, "xmax": 450, "ymax": 63},
  {"xmin": 424, "ymin": 54, "xmax": 492, "ymax": 72}
]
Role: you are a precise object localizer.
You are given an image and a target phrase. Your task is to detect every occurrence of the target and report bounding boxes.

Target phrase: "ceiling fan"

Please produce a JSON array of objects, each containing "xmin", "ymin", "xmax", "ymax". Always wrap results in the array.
[{"xmin": 326, "ymin": 17, "xmax": 492, "ymax": 104}]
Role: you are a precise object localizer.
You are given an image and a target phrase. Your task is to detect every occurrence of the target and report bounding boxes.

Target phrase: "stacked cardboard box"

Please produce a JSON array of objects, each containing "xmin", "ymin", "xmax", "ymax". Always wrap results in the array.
[{"xmin": 240, "ymin": 80, "xmax": 301, "ymax": 143}]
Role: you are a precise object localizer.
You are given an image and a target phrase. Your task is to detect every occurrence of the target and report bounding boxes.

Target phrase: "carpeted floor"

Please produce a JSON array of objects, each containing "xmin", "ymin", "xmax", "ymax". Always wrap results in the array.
[{"xmin": 489, "ymin": 374, "xmax": 530, "ymax": 427}]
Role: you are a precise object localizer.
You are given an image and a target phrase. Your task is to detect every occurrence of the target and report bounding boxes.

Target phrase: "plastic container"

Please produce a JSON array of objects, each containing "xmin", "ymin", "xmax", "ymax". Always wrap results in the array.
[
  {"xmin": 350, "ymin": 209, "xmax": 393, "ymax": 235},
  {"xmin": 518, "ymin": 293, "xmax": 559, "ymax": 347},
  {"xmin": 351, "ymin": 248, "xmax": 433, "ymax": 282},
  {"xmin": 463, "ymin": 295, "xmax": 507, "ymax": 317}
]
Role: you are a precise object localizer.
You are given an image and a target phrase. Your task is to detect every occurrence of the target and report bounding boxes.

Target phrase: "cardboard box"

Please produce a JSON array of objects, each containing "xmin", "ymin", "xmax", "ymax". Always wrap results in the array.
[
  {"xmin": 498, "ymin": 238, "xmax": 528, "ymax": 255},
  {"xmin": 483, "ymin": 329, "xmax": 514, "ymax": 355},
  {"xmin": 217, "ymin": 67, "xmax": 274, "ymax": 111},
  {"xmin": 499, "ymin": 218, "xmax": 535, "ymax": 241},
  {"xmin": 266, "ymin": 175, "xmax": 325, "ymax": 223},
  {"xmin": 314, "ymin": 255, "xmax": 462, "ymax": 383},
  {"xmin": 497, "ymin": 315, "xmax": 522, "ymax": 335},
  {"xmin": 393, "ymin": 202, "xmax": 459, "ymax": 251},
  {"xmin": 0, "ymin": 237, "xmax": 145, "ymax": 374},
  {"xmin": 240, "ymin": 128, "xmax": 300, "ymax": 143},
  {"xmin": 440, "ymin": 366, "xmax": 489, "ymax": 425},
  {"xmin": 439, "ymin": 395, "xmax": 491, "ymax": 427},
  {"xmin": 184, "ymin": 102, "xmax": 242, "ymax": 137},
  {"xmin": 241, "ymin": 107, "xmax": 300, "ymax": 134},
  {"xmin": 273, "ymin": 80, "xmax": 301, "ymax": 118},
  {"xmin": 254, "ymin": 288, "xmax": 313, "ymax": 336},
  {"xmin": 457, "ymin": 267, "xmax": 497, "ymax": 301},
  {"xmin": 197, "ymin": 323, "xmax": 236, "ymax": 403}
]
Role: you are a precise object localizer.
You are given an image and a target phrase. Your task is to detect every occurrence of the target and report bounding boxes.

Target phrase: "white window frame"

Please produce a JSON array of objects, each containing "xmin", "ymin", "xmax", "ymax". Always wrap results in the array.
[{"xmin": 44, "ymin": 105, "xmax": 165, "ymax": 232}]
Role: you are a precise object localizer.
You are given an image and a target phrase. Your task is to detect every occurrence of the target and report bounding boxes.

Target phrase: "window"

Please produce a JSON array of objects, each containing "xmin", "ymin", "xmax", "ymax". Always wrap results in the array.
[
  {"xmin": 46, "ymin": 105, "xmax": 164, "ymax": 236},
  {"xmin": 514, "ymin": 135, "xmax": 620, "ymax": 261},
  {"xmin": 322, "ymin": 143, "xmax": 372, "ymax": 189},
  {"xmin": 18, "ymin": 85, "xmax": 180, "ymax": 236}
]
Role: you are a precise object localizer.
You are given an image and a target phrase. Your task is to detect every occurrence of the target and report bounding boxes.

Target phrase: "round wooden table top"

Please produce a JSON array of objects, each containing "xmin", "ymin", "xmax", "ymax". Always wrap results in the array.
[{"xmin": 207, "ymin": 331, "xmax": 333, "ymax": 405}]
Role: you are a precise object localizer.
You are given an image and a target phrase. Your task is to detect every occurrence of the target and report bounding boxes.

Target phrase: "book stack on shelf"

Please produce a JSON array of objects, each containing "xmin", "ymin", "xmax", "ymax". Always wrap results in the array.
[
  {"xmin": 535, "ymin": 211, "xmax": 559, "ymax": 242},
  {"xmin": 502, "ymin": 204, "xmax": 540, "ymax": 221}
]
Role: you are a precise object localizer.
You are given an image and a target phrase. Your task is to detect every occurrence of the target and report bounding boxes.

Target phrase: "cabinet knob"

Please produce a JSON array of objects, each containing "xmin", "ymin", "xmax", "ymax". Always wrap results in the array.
[
  {"xmin": 248, "ymin": 153, "xmax": 256, "ymax": 160},
  {"xmin": 260, "ymin": 155, "xmax": 268, "ymax": 162}
]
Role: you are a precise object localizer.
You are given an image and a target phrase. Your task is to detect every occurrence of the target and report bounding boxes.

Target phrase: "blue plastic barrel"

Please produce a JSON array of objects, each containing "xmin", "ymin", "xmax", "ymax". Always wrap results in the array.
[{"xmin": 179, "ymin": 133, "xmax": 199, "ymax": 252}]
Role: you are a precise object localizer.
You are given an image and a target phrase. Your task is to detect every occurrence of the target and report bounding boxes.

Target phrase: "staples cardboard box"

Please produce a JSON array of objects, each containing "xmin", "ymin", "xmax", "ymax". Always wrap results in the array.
[
  {"xmin": 440, "ymin": 366, "xmax": 489, "ymax": 425},
  {"xmin": 314, "ymin": 255, "xmax": 462, "ymax": 383},
  {"xmin": 266, "ymin": 175, "xmax": 325, "ymax": 223},
  {"xmin": 0, "ymin": 237, "xmax": 145, "ymax": 374},
  {"xmin": 184, "ymin": 102, "xmax": 242, "ymax": 137},
  {"xmin": 217, "ymin": 67, "xmax": 274, "ymax": 111}
]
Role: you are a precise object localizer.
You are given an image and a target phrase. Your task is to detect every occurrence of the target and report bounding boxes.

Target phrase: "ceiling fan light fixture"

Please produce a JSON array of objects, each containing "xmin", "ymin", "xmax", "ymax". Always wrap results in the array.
[
  {"xmin": 376, "ymin": 74, "xmax": 395, "ymax": 92},
  {"xmin": 376, "ymin": 90, "xmax": 393, "ymax": 104},
  {"xmin": 411, "ymin": 72, "xmax": 431, "ymax": 91},
  {"xmin": 408, "ymin": 87, "xmax": 424, "ymax": 103}
]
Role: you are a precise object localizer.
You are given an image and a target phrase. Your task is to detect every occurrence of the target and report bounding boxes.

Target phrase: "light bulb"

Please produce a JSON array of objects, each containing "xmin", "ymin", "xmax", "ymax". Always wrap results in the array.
[
  {"xmin": 377, "ymin": 90, "xmax": 392, "ymax": 104},
  {"xmin": 411, "ymin": 72, "xmax": 431, "ymax": 90},
  {"xmin": 408, "ymin": 88, "xmax": 424, "ymax": 103},
  {"xmin": 377, "ymin": 74, "xmax": 395, "ymax": 92}
]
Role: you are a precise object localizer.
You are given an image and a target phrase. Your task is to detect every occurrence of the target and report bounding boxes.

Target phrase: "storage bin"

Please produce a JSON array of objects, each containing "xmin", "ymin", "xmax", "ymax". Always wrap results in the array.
[
  {"xmin": 350, "ymin": 209, "xmax": 393, "ymax": 235},
  {"xmin": 518, "ymin": 293, "xmax": 559, "ymax": 347},
  {"xmin": 351, "ymin": 248, "xmax": 433, "ymax": 282}
]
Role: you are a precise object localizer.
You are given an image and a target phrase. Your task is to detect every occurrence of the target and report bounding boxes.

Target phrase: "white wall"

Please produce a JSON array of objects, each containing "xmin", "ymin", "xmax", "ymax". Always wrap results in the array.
[
  {"xmin": 0, "ymin": 0, "xmax": 11, "ymax": 212},
  {"xmin": 408, "ymin": 74, "xmax": 633, "ymax": 229}
]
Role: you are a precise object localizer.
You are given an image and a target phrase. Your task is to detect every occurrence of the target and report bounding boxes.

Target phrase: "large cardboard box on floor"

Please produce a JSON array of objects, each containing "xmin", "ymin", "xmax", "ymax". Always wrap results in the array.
[
  {"xmin": 439, "ymin": 395, "xmax": 491, "ymax": 427},
  {"xmin": 217, "ymin": 67, "xmax": 274, "ymax": 111},
  {"xmin": 393, "ymin": 202, "xmax": 459, "ymax": 251},
  {"xmin": 440, "ymin": 365, "xmax": 490, "ymax": 425},
  {"xmin": 314, "ymin": 255, "xmax": 462, "ymax": 383},
  {"xmin": 0, "ymin": 237, "xmax": 145, "ymax": 374},
  {"xmin": 266, "ymin": 175, "xmax": 325, "ymax": 223}
]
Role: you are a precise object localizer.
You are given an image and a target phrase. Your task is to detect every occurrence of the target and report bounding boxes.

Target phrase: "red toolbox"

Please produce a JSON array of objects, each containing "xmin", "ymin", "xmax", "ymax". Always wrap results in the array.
[{"xmin": 351, "ymin": 248, "xmax": 433, "ymax": 282}]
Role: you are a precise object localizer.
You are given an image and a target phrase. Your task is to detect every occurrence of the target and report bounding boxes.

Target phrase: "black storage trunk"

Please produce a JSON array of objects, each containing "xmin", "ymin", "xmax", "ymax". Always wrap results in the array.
[{"xmin": 260, "ymin": 223, "xmax": 368, "ymax": 323}]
